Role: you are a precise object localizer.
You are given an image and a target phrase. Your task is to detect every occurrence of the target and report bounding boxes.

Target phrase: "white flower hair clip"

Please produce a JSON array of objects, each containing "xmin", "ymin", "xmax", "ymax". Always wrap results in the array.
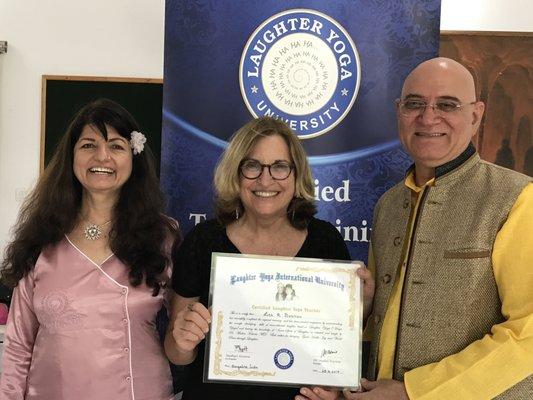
[{"xmin": 130, "ymin": 131, "xmax": 146, "ymax": 155}]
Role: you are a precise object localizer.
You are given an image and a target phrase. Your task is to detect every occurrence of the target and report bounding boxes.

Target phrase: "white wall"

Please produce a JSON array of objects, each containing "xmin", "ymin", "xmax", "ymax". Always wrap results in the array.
[
  {"xmin": 441, "ymin": 0, "xmax": 533, "ymax": 32},
  {"xmin": 0, "ymin": 0, "xmax": 532, "ymax": 255}
]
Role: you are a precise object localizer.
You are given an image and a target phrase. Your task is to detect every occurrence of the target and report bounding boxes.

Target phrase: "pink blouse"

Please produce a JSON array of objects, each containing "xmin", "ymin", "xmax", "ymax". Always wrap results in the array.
[{"xmin": 0, "ymin": 236, "xmax": 174, "ymax": 400}]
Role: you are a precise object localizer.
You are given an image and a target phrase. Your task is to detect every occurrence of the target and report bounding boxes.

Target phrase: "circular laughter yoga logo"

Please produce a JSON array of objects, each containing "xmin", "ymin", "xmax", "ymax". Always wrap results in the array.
[
  {"xmin": 274, "ymin": 348, "xmax": 295, "ymax": 369},
  {"xmin": 240, "ymin": 9, "xmax": 360, "ymax": 139}
]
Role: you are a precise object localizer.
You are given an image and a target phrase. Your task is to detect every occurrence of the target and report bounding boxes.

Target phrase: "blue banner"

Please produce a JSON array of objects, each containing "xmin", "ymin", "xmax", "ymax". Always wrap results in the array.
[{"xmin": 162, "ymin": 1, "xmax": 441, "ymax": 261}]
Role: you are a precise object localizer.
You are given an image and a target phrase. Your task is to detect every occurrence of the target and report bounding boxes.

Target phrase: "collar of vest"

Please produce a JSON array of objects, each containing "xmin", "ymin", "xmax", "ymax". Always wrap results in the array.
[{"xmin": 405, "ymin": 142, "xmax": 478, "ymax": 183}]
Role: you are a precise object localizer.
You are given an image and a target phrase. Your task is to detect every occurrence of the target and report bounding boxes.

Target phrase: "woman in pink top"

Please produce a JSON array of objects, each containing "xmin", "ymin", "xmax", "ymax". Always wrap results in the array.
[{"xmin": 0, "ymin": 99, "xmax": 180, "ymax": 400}]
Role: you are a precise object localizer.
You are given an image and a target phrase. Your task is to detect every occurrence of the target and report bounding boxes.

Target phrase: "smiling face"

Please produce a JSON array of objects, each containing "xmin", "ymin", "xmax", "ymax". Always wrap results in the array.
[
  {"xmin": 73, "ymin": 124, "xmax": 133, "ymax": 198},
  {"xmin": 397, "ymin": 58, "xmax": 485, "ymax": 180},
  {"xmin": 239, "ymin": 134, "xmax": 295, "ymax": 222}
]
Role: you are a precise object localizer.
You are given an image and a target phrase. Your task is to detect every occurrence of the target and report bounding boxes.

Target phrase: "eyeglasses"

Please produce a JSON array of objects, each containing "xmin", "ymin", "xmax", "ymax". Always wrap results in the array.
[
  {"xmin": 239, "ymin": 159, "xmax": 294, "ymax": 180},
  {"xmin": 396, "ymin": 98, "xmax": 477, "ymax": 117}
]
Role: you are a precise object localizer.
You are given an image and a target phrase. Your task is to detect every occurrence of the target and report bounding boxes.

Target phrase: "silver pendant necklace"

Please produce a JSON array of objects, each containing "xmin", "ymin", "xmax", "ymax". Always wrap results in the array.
[{"xmin": 83, "ymin": 219, "xmax": 112, "ymax": 241}]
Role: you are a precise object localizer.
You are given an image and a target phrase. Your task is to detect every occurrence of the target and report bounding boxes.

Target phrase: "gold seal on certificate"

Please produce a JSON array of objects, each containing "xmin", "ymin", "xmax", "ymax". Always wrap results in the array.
[{"xmin": 203, "ymin": 253, "xmax": 363, "ymax": 389}]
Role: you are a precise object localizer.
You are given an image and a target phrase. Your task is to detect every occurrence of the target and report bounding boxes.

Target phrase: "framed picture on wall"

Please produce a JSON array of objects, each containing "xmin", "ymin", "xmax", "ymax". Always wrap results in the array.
[
  {"xmin": 440, "ymin": 31, "xmax": 533, "ymax": 177},
  {"xmin": 40, "ymin": 76, "xmax": 163, "ymax": 174}
]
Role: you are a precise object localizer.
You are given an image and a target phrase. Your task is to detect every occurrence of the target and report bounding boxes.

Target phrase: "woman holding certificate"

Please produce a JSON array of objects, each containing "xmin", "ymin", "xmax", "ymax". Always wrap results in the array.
[{"xmin": 166, "ymin": 117, "xmax": 374, "ymax": 400}]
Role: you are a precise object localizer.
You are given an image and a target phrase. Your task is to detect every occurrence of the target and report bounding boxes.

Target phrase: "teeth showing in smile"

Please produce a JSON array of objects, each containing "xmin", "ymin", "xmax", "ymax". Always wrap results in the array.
[
  {"xmin": 253, "ymin": 191, "xmax": 278, "ymax": 197},
  {"xmin": 415, "ymin": 132, "xmax": 445, "ymax": 137},
  {"xmin": 89, "ymin": 167, "xmax": 115, "ymax": 174}
]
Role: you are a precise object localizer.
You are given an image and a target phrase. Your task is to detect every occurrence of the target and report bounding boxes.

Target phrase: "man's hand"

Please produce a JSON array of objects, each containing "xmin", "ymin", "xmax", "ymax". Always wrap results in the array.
[
  {"xmin": 343, "ymin": 379, "xmax": 409, "ymax": 400},
  {"xmin": 295, "ymin": 387, "xmax": 340, "ymax": 400}
]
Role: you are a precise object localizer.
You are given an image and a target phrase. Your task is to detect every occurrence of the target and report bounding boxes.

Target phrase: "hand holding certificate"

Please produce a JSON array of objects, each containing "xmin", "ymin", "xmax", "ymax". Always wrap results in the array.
[
  {"xmin": 204, "ymin": 253, "xmax": 364, "ymax": 390},
  {"xmin": 165, "ymin": 117, "xmax": 374, "ymax": 399}
]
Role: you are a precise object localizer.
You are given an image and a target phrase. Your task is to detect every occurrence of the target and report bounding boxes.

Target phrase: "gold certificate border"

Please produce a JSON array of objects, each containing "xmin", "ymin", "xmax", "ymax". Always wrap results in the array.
[
  {"xmin": 295, "ymin": 265, "xmax": 358, "ymax": 329},
  {"xmin": 208, "ymin": 254, "xmax": 361, "ymax": 382},
  {"xmin": 213, "ymin": 311, "xmax": 276, "ymax": 377}
]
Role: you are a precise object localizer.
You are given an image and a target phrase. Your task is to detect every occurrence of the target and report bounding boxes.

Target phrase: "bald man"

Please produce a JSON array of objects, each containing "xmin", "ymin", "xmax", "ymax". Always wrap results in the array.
[{"xmin": 347, "ymin": 58, "xmax": 533, "ymax": 400}]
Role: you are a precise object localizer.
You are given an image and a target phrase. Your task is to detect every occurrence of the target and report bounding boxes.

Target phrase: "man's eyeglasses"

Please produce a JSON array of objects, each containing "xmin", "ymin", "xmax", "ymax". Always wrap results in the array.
[
  {"xmin": 396, "ymin": 98, "xmax": 476, "ymax": 117},
  {"xmin": 239, "ymin": 159, "xmax": 294, "ymax": 180}
]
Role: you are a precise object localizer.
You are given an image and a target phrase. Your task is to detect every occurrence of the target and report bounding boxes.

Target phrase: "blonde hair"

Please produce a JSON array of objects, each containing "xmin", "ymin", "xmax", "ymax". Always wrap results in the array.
[{"xmin": 214, "ymin": 117, "xmax": 315, "ymax": 228}]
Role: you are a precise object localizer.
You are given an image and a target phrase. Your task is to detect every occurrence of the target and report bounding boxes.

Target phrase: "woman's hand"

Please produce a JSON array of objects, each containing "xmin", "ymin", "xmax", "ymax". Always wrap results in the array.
[
  {"xmin": 172, "ymin": 301, "xmax": 212, "ymax": 353},
  {"xmin": 296, "ymin": 387, "xmax": 340, "ymax": 400},
  {"xmin": 164, "ymin": 295, "xmax": 211, "ymax": 365},
  {"xmin": 356, "ymin": 266, "xmax": 375, "ymax": 321}
]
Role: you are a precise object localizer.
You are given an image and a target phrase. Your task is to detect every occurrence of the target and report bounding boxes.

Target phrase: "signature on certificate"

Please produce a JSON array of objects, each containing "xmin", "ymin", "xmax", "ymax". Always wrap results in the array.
[
  {"xmin": 321, "ymin": 348, "xmax": 339, "ymax": 358},
  {"xmin": 234, "ymin": 344, "xmax": 249, "ymax": 353}
]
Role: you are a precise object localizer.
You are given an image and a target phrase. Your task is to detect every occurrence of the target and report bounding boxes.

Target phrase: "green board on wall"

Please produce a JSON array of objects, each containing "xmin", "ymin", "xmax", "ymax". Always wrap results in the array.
[{"xmin": 41, "ymin": 76, "xmax": 163, "ymax": 175}]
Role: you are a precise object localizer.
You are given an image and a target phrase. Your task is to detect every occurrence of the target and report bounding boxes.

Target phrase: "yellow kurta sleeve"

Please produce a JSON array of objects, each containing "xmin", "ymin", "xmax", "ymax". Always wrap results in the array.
[{"xmin": 404, "ymin": 183, "xmax": 533, "ymax": 399}]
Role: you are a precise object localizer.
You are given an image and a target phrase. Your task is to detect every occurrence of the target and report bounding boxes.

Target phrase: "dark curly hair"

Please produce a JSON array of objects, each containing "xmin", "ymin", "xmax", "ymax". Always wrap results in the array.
[{"xmin": 1, "ymin": 99, "xmax": 178, "ymax": 295}]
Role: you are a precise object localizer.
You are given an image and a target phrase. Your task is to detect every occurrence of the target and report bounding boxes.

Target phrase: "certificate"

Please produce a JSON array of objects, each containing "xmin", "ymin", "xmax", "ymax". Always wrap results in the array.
[{"xmin": 204, "ymin": 252, "xmax": 363, "ymax": 389}]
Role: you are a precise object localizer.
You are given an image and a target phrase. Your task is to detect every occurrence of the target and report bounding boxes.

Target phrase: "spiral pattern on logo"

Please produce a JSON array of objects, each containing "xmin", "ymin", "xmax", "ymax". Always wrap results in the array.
[{"xmin": 240, "ymin": 8, "xmax": 360, "ymax": 139}]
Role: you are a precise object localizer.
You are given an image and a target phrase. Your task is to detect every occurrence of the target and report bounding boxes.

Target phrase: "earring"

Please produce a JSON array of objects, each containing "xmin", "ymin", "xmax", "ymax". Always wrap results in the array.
[
  {"xmin": 235, "ymin": 208, "xmax": 240, "ymax": 220},
  {"xmin": 291, "ymin": 209, "xmax": 295, "ymax": 221}
]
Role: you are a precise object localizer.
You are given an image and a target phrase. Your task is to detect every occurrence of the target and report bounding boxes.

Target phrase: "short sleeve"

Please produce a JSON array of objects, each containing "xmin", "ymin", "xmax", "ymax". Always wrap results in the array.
[
  {"xmin": 171, "ymin": 224, "xmax": 204, "ymax": 298},
  {"xmin": 323, "ymin": 220, "xmax": 351, "ymax": 261},
  {"xmin": 302, "ymin": 218, "xmax": 351, "ymax": 261}
]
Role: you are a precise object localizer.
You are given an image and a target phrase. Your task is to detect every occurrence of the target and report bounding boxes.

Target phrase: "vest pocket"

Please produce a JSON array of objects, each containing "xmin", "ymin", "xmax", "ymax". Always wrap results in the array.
[{"xmin": 444, "ymin": 249, "xmax": 490, "ymax": 259}]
